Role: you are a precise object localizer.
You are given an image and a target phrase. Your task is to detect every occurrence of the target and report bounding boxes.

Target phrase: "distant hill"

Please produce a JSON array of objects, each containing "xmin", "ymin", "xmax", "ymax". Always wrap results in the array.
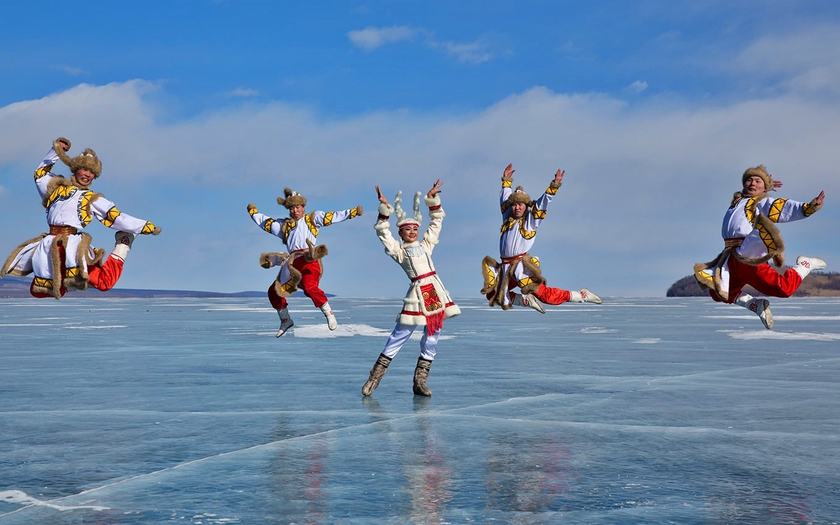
[
  {"xmin": 0, "ymin": 275, "xmax": 265, "ymax": 299},
  {"xmin": 667, "ymin": 270, "xmax": 840, "ymax": 297}
]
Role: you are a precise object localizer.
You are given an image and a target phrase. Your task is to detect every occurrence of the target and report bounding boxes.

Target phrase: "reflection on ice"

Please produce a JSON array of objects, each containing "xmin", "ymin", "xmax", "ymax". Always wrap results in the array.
[{"xmin": 1, "ymin": 297, "xmax": 839, "ymax": 524}]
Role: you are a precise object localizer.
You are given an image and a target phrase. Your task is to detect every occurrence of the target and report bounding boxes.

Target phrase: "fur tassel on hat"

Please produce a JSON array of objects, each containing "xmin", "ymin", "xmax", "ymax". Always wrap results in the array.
[
  {"xmin": 54, "ymin": 140, "xmax": 102, "ymax": 179},
  {"xmin": 277, "ymin": 187, "xmax": 307, "ymax": 209}
]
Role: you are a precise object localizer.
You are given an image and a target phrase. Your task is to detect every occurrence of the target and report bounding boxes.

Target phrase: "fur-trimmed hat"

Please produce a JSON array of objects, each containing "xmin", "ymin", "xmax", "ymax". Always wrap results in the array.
[
  {"xmin": 506, "ymin": 186, "xmax": 531, "ymax": 206},
  {"xmin": 277, "ymin": 188, "xmax": 307, "ymax": 209},
  {"xmin": 54, "ymin": 140, "xmax": 102, "ymax": 178},
  {"xmin": 395, "ymin": 190, "xmax": 422, "ymax": 229},
  {"xmin": 742, "ymin": 165, "xmax": 772, "ymax": 192}
]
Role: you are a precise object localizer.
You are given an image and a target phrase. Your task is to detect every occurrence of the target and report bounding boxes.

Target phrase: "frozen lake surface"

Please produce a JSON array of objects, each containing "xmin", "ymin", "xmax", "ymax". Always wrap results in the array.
[{"xmin": 1, "ymin": 295, "xmax": 839, "ymax": 524}]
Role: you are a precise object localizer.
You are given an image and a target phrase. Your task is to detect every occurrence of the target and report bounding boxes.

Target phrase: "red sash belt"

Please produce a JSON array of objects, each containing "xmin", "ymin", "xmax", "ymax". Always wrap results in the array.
[
  {"xmin": 411, "ymin": 271, "xmax": 437, "ymax": 282},
  {"xmin": 501, "ymin": 253, "xmax": 526, "ymax": 264},
  {"xmin": 49, "ymin": 225, "xmax": 78, "ymax": 235}
]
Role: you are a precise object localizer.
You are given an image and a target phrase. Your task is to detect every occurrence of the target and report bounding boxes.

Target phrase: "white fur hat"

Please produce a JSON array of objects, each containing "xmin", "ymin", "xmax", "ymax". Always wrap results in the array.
[{"xmin": 395, "ymin": 190, "xmax": 422, "ymax": 228}]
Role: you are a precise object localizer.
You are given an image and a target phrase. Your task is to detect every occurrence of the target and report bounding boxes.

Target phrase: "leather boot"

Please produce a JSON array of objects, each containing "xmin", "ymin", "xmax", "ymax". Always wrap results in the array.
[
  {"xmin": 412, "ymin": 357, "xmax": 433, "ymax": 396},
  {"xmin": 362, "ymin": 354, "xmax": 392, "ymax": 396}
]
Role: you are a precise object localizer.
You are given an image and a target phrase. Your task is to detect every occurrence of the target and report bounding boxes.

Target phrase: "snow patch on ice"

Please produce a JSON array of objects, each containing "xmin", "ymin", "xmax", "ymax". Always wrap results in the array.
[
  {"xmin": 64, "ymin": 325, "xmax": 127, "ymax": 330},
  {"xmin": 0, "ymin": 489, "xmax": 109, "ymax": 512},
  {"xmin": 581, "ymin": 327, "xmax": 616, "ymax": 334},
  {"xmin": 634, "ymin": 338, "xmax": 661, "ymax": 344},
  {"xmin": 290, "ymin": 323, "xmax": 392, "ymax": 338},
  {"xmin": 725, "ymin": 330, "xmax": 840, "ymax": 341}
]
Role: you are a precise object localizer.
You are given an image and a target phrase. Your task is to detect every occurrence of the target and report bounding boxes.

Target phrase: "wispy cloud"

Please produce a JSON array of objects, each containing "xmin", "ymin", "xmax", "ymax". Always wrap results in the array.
[
  {"xmin": 347, "ymin": 25, "xmax": 418, "ymax": 51},
  {"xmin": 228, "ymin": 88, "xmax": 259, "ymax": 98},
  {"xmin": 53, "ymin": 65, "xmax": 88, "ymax": 76},
  {"xmin": 625, "ymin": 80, "xmax": 648, "ymax": 94},
  {"xmin": 348, "ymin": 25, "xmax": 494, "ymax": 64},
  {"xmin": 727, "ymin": 24, "xmax": 840, "ymax": 95}
]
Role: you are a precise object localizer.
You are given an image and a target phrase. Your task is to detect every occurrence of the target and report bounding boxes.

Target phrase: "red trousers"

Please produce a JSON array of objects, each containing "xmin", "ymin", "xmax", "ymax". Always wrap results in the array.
[
  {"xmin": 30, "ymin": 246, "xmax": 124, "ymax": 299},
  {"xmin": 487, "ymin": 279, "xmax": 571, "ymax": 305},
  {"xmin": 267, "ymin": 255, "xmax": 327, "ymax": 310},
  {"xmin": 709, "ymin": 257, "xmax": 803, "ymax": 304}
]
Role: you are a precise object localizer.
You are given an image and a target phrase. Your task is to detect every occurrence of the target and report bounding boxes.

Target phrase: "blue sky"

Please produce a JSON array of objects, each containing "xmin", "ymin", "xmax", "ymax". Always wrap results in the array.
[{"xmin": 2, "ymin": 0, "xmax": 839, "ymax": 298}]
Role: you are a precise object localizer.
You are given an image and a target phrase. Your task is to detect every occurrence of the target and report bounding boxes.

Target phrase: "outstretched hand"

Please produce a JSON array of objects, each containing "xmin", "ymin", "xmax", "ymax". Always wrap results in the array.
[
  {"xmin": 553, "ymin": 168, "xmax": 565, "ymax": 185},
  {"xmin": 503, "ymin": 163, "xmax": 515, "ymax": 179},
  {"xmin": 427, "ymin": 179, "xmax": 443, "ymax": 198},
  {"xmin": 375, "ymin": 185, "xmax": 389, "ymax": 207},
  {"xmin": 815, "ymin": 190, "xmax": 826, "ymax": 206},
  {"xmin": 771, "ymin": 179, "xmax": 783, "ymax": 191}
]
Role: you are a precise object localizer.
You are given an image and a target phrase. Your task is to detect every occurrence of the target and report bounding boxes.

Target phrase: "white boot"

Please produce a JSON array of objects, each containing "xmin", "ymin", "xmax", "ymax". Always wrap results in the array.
[
  {"xmin": 735, "ymin": 293, "xmax": 773, "ymax": 330},
  {"xmin": 512, "ymin": 292, "xmax": 546, "ymax": 313},
  {"xmin": 276, "ymin": 308, "xmax": 294, "ymax": 337},
  {"xmin": 111, "ymin": 231, "xmax": 136, "ymax": 262},
  {"xmin": 569, "ymin": 288, "xmax": 603, "ymax": 304},
  {"xmin": 319, "ymin": 302, "xmax": 338, "ymax": 331},
  {"xmin": 794, "ymin": 255, "xmax": 826, "ymax": 279}
]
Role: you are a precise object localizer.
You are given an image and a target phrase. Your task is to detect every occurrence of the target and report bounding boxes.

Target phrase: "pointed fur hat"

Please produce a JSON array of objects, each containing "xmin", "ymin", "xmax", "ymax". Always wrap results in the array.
[
  {"xmin": 506, "ymin": 185, "xmax": 531, "ymax": 205},
  {"xmin": 54, "ymin": 139, "xmax": 102, "ymax": 178},
  {"xmin": 742, "ymin": 165, "xmax": 772, "ymax": 192},
  {"xmin": 277, "ymin": 188, "xmax": 307, "ymax": 209}
]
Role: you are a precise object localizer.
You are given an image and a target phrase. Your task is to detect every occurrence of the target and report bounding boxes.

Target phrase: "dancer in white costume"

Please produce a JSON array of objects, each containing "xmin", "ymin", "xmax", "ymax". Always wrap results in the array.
[
  {"xmin": 248, "ymin": 188, "xmax": 363, "ymax": 336},
  {"xmin": 694, "ymin": 165, "xmax": 826, "ymax": 329},
  {"xmin": 362, "ymin": 180, "xmax": 460, "ymax": 397},
  {"xmin": 2, "ymin": 138, "xmax": 161, "ymax": 299},
  {"xmin": 481, "ymin": 163, "xmax": 602, "ymax": 312}
]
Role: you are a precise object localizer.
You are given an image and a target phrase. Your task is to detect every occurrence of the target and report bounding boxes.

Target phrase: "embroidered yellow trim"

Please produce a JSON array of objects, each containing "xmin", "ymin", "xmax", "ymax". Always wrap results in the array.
[
  {"xmin": 305, "ymin": 212, "xmax": 319, "ymax": 236},
  {"xmin": 79, "ymin": 192, "xmax": 94, "ymax": 226},
  {"xmin": 768, "ymin": 198, "xmax": 787, "ymax": 223},
  {"xmin": 323, "ymin": 211, "xmax": 335, "ymax": 226},
  {"xmin": 744, "ymin": 197, "xmax": 757, "ymax": 224},
  {"xmin": 35, "ymin": 164, "xmax": 53, "ymax": 180},
  {"xmin": 45, "ymin": 185, "xmax": 75, "ymax": 209},
  {"xmin": 281, "ymin": 219, "xmax": 294, "ymax": 243},
  {"xmin": 756, "ymin": 221, "xmax": 779, "ymax": 252},
  {"xmin": 261, "ymin": 218, "xmax": 276, "ymax": 234},
  {"xmin": 99, "ymin": 206, "xmax": 121, "ymax": 228},
  {"xmin": 141, "ymin": 222, "xmax": 157, "ymax": 235}
]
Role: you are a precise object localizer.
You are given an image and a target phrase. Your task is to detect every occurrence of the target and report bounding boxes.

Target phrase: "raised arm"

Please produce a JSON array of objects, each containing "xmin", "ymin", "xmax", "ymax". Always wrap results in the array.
[
  {"xmin": 373, "ymin": 185, "xmax": 400, "ymax": 256},
  {"xmin": 34, "ymin": 138, "xmax": 72, "ymax": 200},
  {"xmin": 499, "ymin": 163, "xmax": 514, "ymax": 213}
]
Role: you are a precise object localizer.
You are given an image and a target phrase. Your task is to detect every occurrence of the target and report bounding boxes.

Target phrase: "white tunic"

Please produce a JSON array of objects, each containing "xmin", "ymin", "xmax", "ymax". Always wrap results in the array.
[
  {"xmin": 375, "ymin": 195, "xmax": 460, "ymax": 328},
  {"xmin": 702, "ymin": 193, "xmax": 816, "ymax": 293},
  {"xmin": 493, "ymin": 179, "xmax": 559, "ymax": 307},
  {"xmin": 2, "ymin": 146, "xmax": 157, "ymax": 284}
]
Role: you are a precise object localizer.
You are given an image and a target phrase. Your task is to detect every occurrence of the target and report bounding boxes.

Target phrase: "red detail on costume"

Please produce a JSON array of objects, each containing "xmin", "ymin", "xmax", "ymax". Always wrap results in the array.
[
  {"xmin": 267, "ymin": 254, "xmax": 328, "ymax": 309},
  {"xmin": 29, "ymin": 244, "xmax": 124, "ymax": 298},
  {"xmin": 709, "ymin": 257, "xmax": 803, "ymax": 304},
  {"xmin": 428, "ymin": 205, "xmax": 441, "ymax": 211},
  {"xmin": 532, "ymin": 283, "xmax": 571, "ymax": 305},
  {"xmin": 411, "ymin": 271, "xmax": 437, "ymax": 282}
]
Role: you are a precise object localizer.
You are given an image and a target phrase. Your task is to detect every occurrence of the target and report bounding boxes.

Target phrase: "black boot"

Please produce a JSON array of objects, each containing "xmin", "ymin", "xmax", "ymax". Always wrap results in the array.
[
  {"xmin": 362, "ymin": 354, "xmax": 392, "ymax": 396},
  {"xmin": 412, "ymin": 357, "xmax": 433, "ymax": 396}
]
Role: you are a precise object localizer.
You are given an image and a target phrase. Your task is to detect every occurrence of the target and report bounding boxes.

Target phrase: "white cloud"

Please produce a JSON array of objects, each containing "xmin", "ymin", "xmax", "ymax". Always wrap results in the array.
[
  {"xmin": 228, "ymin": 88, "xmax": 259, "ymax": 98},
  {"xmin": 347, "ymin": 25, "xmax": 494, "ymax": 64},
  {"xmin": 728, "ymin": 24, "xmax": 840, "ymax": 95},
  {"xmin": 54, "ymin": 65, "xmax": 88, "ymax": 76},
  {"xmin": 347, "ymin": 25, "xmax": 417, "ymax": 51},
  {"xmin": 626, "ymin": 80, "xmax": 648, "ymax": 94},
  {"xmin": 1, "ymin": 81, "xmax": 838, "ymax": 297},
  {"xmin": 433, "ymin": 39, "xmax": 493, "ymax": 64}
]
